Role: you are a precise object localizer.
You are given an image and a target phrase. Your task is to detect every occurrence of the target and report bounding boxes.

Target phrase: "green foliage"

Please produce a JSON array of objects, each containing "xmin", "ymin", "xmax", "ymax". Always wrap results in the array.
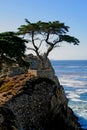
[
  {"xmin": 60, "ymin": 35, "xmax": 79, "ymax": 45},
  {"xmin": 17, "ymin": 19, "xmax": 80, "ymax": 60},
  {"xmin": 0, "ymin": 32, "xmax": 28, "ymax": 61},
  {"xmin": 18, "ymin": 20, "xmax": 69, "ymax": 35},
  {"xmin": 0, "ymin": 20, "xmax": 80, "ymax": 69}
]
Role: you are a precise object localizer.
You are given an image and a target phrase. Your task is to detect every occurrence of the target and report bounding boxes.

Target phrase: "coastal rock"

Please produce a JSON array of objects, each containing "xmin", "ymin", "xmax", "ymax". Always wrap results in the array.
[
  {"xmin": 1, "ymin": 77, "xmax": 82, "ymax": 130},
  {"xmin": 0, "ymin": 55, "xmax": 83, "ymax": 130},
  {"xmin": 0, "ymin": 107, "xmax": 18, "ymax": 130},
  {"xmin": 8, "ymin": 67, "xmax": 26, "ymax": 77}
]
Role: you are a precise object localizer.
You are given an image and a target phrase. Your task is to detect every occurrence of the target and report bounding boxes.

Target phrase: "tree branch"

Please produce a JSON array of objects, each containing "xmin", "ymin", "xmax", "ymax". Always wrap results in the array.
[
  {"xmin": 46, "ymin": 45, "xmax": 54, "ymax": 58},
  {"xmin": 31, "ymin": 31, "xmax": 42, "ymax": 60},
  {"xmin": 27, "ymin": 47, "xmax": 36, "ymax": 52}
]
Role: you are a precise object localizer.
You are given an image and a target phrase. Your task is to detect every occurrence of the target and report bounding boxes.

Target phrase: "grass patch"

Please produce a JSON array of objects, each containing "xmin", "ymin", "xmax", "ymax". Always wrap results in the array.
[{"xmin": 0, "ymin": 82, "xmax": 14, "ymax": 92}]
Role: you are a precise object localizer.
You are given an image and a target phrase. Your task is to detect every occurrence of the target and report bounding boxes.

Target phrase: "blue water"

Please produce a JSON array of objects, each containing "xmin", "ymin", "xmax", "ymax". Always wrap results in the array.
[{"xmin": 51, "ymin": 60, "xmax": 87, "ymax": 129}]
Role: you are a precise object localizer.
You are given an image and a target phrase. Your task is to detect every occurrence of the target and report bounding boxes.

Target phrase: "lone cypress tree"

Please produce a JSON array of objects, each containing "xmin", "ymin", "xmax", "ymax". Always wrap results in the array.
[{"xmin": 17, "ymin": 19, "xmax": 80, "ymax": 68}]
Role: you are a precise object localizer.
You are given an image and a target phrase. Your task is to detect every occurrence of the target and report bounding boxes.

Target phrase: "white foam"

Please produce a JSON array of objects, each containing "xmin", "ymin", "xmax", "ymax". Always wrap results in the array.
[
  {"xmin": 59, "ymin": 77, "xmax": 87, "ymax": 88},
  {"xmin": 76, "ymin": 89, "xmax": 87, "ymax": 93},
  {"xmin": 71, "ymin": 98, "xmax": 87, "ymax": 102},
  {"xmin": 67, "ymin": 92, "xmax": 80, "ymax": 98},
  {"xmin": 54, "ymin": 61, "xmax": 87, "ymax": 128}
]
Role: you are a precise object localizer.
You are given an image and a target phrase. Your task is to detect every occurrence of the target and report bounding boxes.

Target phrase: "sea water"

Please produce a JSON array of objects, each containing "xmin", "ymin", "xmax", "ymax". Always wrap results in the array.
[{"xmin": 51, "ymin": 60, "xmax": 87, "ymax": 129}]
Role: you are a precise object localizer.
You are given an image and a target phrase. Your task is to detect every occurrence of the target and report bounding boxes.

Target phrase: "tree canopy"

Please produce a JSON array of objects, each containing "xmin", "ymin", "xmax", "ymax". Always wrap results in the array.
[
  {"xmin": 17, "ymin": 19, "xmax": 80, "ymax": 61},
  {"xmin": 0, "ymin": 32, "xmax": 27, "ymax": 65},
  {"xmin": 0, "ymin": 20, "xmax": 80, "ymax": 69}
]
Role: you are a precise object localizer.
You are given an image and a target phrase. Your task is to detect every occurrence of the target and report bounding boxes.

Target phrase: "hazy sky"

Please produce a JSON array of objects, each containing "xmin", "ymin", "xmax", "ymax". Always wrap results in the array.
[{"xmin": 0, "ymin": 0, "xmax": 87, "ymax": 60}]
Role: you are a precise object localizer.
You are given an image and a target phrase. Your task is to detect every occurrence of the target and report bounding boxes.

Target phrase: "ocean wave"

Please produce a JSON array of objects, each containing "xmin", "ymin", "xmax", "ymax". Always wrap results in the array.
[
  {"xmin": 66, "ymin": 92, "xmax": 87, "ymax": 103},
  {"xmin": 52, "ymin": 60, "xmax": 87, "ymax": 128},
  {"xmin": 59, "ymin": 77, "xmax": 87, "ymax": 88},
  {"xmin": 76, "ymin": 114, "xmax": 87, "ymax": 129},
  {"xmin": 71, "ymin": 98, "xmax": 87, "ymax": 103}
]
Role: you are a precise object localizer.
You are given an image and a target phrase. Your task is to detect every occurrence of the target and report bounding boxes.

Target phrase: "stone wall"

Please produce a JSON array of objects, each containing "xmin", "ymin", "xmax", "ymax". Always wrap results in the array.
[
  {"xmin": 28, "ymin": 69, "xmax": 54, "ymax": 79},
  {"xmin": 28, "ymin": 69, "xmax": 60, "ymax": 85}
]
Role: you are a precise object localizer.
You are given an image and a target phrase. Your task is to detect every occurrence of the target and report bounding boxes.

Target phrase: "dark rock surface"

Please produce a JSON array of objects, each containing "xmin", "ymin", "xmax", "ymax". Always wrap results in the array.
[
  {"xmin": 0, "ymin": 55, "xmax": 84, "ymax": 130},
  {"xmin": 0, "ymin": 78, "xmax": 83, "ymax": 130},
  {"xmin": 0, "ymin": 106, "xmax": 18, "ymax": 130}
]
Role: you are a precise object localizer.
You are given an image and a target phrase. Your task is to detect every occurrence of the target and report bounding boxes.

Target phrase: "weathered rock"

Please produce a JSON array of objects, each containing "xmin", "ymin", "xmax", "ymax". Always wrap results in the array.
[
  {"xmin": 8, "ymin": 67, "xmax": 27, "ymax": 77},
  {"xmin": 1, "ymin": 78, "xmax": 82, "ymax": 130},
  {"xmin": 26, "ymin": 53, "xmax": 55, "ymax": 70},
  {"xmin": 0, "ymin": 54, "xmax": 83, "ymax": 130},
  {"xmin": 0, "ymin": 107, "xmax": 18, "ymax": 130}
]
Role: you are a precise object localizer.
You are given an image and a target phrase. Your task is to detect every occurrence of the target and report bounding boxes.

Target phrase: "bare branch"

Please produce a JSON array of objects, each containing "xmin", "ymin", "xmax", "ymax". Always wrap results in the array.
[
  {"xmin": 46, "ymin": 45, "xmax": 54, "ymax": 58},
  {"xmin": 27, "ymin": 47, "xmax": 36, "ymax": 52},
  {"xmin": 38, "ymin": 39, "xmax": 44, "ymax": 49},
  {"xmin": 34, "ymin": 37, "xmax": 40, "ymax": 41}
]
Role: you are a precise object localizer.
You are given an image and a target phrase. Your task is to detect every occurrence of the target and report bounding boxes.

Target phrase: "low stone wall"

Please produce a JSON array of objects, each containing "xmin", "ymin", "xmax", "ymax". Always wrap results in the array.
[{"xmin": 28, "ymin": 69, "xmax": 54, "ymax": 79}]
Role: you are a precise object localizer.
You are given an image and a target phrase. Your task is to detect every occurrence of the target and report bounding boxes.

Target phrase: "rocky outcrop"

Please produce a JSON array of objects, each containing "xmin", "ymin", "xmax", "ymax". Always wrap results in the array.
[
  {"xmin": 0, "ymin": 54, "xmax": 83, "ymax": 130},
  {"xmin": 0, "ymin": 107, "xmax": 18, "ymax": 130},
  {"xmin": 0, "ymin": 77, "xmax": 82, "ymax": 130}
]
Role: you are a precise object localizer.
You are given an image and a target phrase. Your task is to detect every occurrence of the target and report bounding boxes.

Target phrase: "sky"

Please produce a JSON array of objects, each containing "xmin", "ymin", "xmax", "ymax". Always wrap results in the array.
[{"xmin": 0, "ymin": 0, "xmax": 87, "ymax": 60}]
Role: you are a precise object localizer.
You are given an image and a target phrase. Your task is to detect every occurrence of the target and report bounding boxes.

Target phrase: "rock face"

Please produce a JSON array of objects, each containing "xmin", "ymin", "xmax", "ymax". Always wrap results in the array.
[
  {"xmin": 0, "ymin": 54, "xmax": 83, "ymax": 130},
  {"xmin": 0, "ymin": 78, "xmax": 82, "ymax": 130},
  {"xmin": 0, "ymin": 106, "xmax": 18, "ymax": 130}
]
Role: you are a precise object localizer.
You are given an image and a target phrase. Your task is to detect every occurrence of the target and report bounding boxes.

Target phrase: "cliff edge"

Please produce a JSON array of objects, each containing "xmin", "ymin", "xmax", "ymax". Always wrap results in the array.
[
  {"xmin": 0, "ymin": 55, "xmax": 83, "ymax": 130},
  {"xmin": 0, "ymin": 75, "xmax": 82, "ymax": 130}
]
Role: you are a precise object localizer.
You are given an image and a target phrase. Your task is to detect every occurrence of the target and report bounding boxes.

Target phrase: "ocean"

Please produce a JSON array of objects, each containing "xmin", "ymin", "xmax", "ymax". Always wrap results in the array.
[{"xmin": 51, "ymin": 60, "xmax": 87, "ymax": 129}]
